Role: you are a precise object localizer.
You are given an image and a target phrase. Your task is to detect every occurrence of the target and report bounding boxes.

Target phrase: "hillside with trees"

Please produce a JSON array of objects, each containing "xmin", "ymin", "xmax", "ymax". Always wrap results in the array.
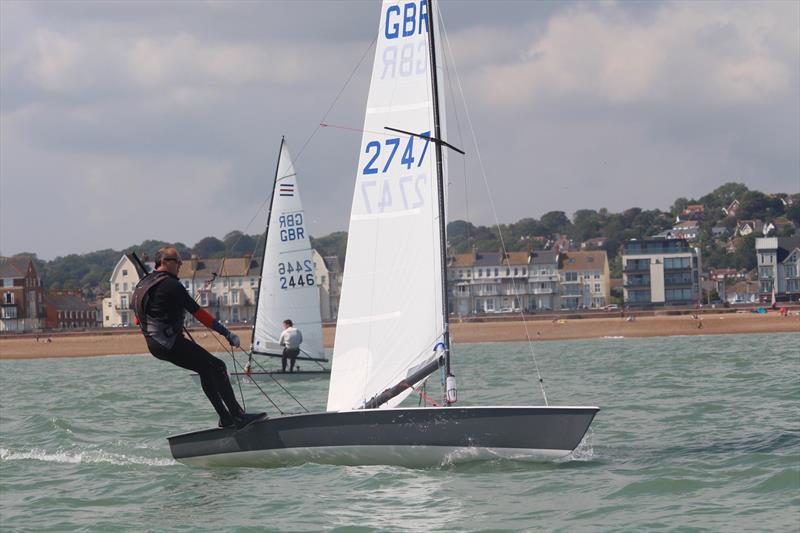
[{"xmin": 14, "ymin": 183, "xmax": 798, "ymax": 292}]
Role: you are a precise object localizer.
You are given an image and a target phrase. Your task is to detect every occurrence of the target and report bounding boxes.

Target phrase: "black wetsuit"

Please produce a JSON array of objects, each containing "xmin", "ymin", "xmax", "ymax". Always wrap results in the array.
[{"xmin": 140, "ymin": 274, "xmax": 244, "ymax": 421}]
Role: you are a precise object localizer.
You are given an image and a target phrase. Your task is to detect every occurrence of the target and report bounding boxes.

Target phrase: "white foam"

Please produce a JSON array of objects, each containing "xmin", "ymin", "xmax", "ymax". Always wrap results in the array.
[{"xmin": 0, "ymin": 447, "xmax": 176, "ymax": 466}]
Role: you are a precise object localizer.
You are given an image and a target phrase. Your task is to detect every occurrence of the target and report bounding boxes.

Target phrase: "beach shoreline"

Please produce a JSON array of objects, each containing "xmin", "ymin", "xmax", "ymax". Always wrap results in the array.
[{"xmin": 0, "ymin": 311, "xmax": 796, "ymax": 360}]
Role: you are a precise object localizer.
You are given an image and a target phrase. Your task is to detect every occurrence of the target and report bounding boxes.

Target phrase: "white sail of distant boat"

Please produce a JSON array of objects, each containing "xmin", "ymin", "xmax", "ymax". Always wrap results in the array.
[
  {"xmin": 169, "ymin": 0, "xmax": 597, "ymax": 468},
  {"xmin": 251, "ymin": 138, "xmax": 325, "ymax": 364}
]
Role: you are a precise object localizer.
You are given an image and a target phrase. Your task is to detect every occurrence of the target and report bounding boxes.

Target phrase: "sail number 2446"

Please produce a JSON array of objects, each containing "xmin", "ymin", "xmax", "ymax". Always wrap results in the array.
[{"xmin": 278, "ymin": 260, "xmax": 315, "ymax": 290}]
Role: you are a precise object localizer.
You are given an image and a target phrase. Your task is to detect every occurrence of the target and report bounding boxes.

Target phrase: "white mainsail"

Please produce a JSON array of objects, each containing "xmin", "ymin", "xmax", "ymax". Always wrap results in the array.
[
  {"xmin": 252, "ymin": 139, "xmax": 324, "ymax": 361},
  {"xmin": 327, "ymin": 0, "xmax": 448, "ymax": 411}
]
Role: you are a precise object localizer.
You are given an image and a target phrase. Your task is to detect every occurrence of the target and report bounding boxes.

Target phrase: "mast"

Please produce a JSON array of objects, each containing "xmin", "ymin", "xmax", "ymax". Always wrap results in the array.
[
  {"xmin": 250, "ymin": 137, "xmax": 285, "ymax": 351},
  {"xmin": 427, "ymin": 0, "xmax": 452, "ymax": 381}
]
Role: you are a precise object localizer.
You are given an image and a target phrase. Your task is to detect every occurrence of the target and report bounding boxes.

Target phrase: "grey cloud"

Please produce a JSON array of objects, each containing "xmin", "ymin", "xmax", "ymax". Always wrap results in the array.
[{"xmin": 1, "ymin": 0, "xmax": 797, "ymax": 260}]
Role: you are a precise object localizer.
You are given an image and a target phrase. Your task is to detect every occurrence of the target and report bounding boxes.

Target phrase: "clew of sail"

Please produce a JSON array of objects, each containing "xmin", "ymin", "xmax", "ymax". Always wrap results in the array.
[
  {"xmin": 327, "ymin": 0, "xmax": 448, "ymax": 411},
  {"xmin": 252, "ymin": 139, "xmax": 324, "ymax": 361}
]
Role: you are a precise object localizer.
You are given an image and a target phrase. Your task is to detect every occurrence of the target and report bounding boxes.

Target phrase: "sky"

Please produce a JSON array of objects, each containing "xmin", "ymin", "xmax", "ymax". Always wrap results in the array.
[{"xmin": 1, "ymin": 0, "xmax": 798, "ymax": 260}]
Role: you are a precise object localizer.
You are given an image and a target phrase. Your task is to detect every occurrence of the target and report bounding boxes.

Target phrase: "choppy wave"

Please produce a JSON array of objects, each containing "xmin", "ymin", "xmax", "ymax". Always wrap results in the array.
[{"xmin": 0, "ymin": 447, "xmax": 175, "ymax": 466}]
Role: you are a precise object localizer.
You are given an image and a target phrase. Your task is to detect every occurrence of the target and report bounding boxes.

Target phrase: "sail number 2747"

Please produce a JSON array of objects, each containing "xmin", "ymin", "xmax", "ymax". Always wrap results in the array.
[
  {"xmin": 360, "ymin": 132, "xmax": 431, "ymax": 214},
  {"xmin": 278, "ymin": 260, "xmax": 315, "ymax": 290}
]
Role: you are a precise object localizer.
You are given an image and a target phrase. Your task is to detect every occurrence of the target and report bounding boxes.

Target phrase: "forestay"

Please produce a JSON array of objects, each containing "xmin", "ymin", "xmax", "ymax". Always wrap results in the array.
[
  {"xmin": 252, "ymin": 140, "xmax": 324, "ymax": 360},
  {"xmin": 327, "ymin": 0, "xmax": 448, "ymax": 411}
]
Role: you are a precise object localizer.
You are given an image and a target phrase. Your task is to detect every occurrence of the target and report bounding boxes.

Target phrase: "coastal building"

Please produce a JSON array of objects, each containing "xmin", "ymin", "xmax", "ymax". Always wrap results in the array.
[
  {"xmin": 448, "ymin": 251, "xmax": 530, "ymax": 314},
  {"xmin": 622, "ymin": 239, "xmax": 701, "ymax": 307},
  {"xmin": 43, "ymin": 291, "xmax": 100, "ymax": 329},
  {"xmin": 103, "ymin": 251, "xmax": 341, "ymax": 328},
  {"xmin": 755, "ymin": 236, "xmax": 800, "ymax": 302},
  {"xmin": 528, "ymin": 251, "xmax": 561, "ymax": 311},
  {"xmin": 102, "ymin": 255, "xmax": 148, "ymax": 328},
  {"xmin": 558, "ymin": 251, "xmax": 610, "ymax": 309},
  {"xmin": 172, "ymin": 256, "xmax": 260, "ymax": 325},
  {"xmin": 0, "ymin": 256, "xmax": 45, "ymax": 332},
  {"xmin": 314, "ymin": 252, "xmax": 342, "ymax": 321}
]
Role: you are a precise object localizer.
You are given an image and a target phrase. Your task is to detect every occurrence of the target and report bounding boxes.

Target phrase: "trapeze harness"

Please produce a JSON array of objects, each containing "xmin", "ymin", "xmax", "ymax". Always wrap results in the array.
[{"xmin": 132, "ymin": 271, "xmax": 231, "ymax": 349}]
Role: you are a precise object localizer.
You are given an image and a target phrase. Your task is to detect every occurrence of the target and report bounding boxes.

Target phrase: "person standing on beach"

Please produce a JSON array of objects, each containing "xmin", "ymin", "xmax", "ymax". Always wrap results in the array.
[
  {"xmin": 278, "ymin": 319, "xmax": 303, "ymax": 372},
  {"xmin": 132, "ymin": 247, "xmax": 264, "ymax": 428}
]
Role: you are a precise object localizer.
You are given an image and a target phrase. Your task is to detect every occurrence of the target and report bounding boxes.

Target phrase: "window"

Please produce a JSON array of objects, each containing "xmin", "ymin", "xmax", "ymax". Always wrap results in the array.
[
  {"xmin": 120, "ymin": 295, "xmax": 128, "ymax": 308},
  {"xmin": 123, "ymin": 282, "xmax": 128, "ymax": 292},
  {"xmin": 107, "ymin": 301, "xmax": 111, "ymax": 307},
  {"xmin": 115, "ymin": 283, "xmax": 119, "ymax": 291},
  {"xmin": 478, "ymin": 269, "xmax": 483, "ymax": 277},
  {"xmin": 4, "ymin": 292, "xmax": 13, "ymax": 304},
  {"xmin": 513, "ymin": 268, "xmax": 518, "ymax": 276},
  {"xmin": 223, "ymin": 294, "xmax": 229, "ymax": 306},
  {"xmin": 494, "ymin": 268, "xmax": 499, "ymax": 277},
  {"xmin": 232, "ymin": 292, "xmax": 239, "ymax": 305},
  {"xmin": 200, "ymin": 293, "xmax": 208, "ymax": 306},
  {"xmin": 565, "ymin": 272, "xmax": 578, "ymax": 282},
  {"xmin": 594, "ymin": 283, "xmax": 600, "ymax": 293},
  {"xmin": 122, "ymin": 269, "xmax": 128, "ymax": 276},
  {"xmin": 506, "ymin": 268, "xmax": 510, "ymax": 276}
]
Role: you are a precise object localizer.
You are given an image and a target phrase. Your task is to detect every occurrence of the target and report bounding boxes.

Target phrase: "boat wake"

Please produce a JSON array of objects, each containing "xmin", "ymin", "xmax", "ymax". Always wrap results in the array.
[
  {"xmin": 0, "ymin": 447, "xmax": 176, "ymax": 466},
  {"xmin": 561, "ymin": 428, "xmax": 595, "ymax": 462}
]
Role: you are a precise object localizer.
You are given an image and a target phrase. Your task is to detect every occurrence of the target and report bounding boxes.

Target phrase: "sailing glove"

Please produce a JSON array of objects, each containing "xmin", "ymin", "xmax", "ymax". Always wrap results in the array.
[{"xmin": 226, "ymin": 333, "xmax": 241, "ymax": 348}]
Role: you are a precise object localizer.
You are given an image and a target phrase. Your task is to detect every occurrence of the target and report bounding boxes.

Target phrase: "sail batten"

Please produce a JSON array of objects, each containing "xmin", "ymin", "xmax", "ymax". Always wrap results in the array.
[{"xmin": 327, "ymin": 0, "xmax": 447, "ymax": 411}]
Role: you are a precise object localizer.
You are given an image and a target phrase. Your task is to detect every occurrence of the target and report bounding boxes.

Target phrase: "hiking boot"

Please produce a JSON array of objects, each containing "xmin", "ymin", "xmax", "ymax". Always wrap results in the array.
[
  {"xmin": 235, "ymin": 412, "xmax": 268, "ymax": 427},
  {"xmin": 218, "ymin": 414, "xmax": 237, "ymax": 428}
]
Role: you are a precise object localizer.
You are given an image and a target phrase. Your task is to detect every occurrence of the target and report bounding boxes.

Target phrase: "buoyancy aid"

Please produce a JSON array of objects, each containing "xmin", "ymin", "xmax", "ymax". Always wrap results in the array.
[{"xmin": 131, "ymin": 271, "xmax": 184, "ymax": 349}]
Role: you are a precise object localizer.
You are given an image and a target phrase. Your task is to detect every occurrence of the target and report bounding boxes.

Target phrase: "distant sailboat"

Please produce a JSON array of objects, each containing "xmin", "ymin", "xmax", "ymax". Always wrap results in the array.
[
  {"xmin": 191, "ymin": 138, "xmax": 329, "ymax": 386},
  {"xmin": 244, "ymin": 138, "xmax": 329, "ymax": 380},
  {"xmin": 169, "ymin": 0, "xmax": 597, "ymax": 467}
]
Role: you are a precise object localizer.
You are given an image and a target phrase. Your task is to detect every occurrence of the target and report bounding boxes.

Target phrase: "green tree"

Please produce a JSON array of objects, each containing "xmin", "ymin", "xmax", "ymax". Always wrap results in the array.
[
  {"xmin": 540, "ymin": 211, "xmax": 571, "ymax": 236},
  {"xmin": 193, "ymin": 236, "xmax": 226, "ymax": 258}
]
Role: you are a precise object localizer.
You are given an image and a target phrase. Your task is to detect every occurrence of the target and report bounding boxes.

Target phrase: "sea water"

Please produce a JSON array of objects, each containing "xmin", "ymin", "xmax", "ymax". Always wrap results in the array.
[{"xmin": 1, "ymin": 333, "xmax": 798, "ymax": 532}]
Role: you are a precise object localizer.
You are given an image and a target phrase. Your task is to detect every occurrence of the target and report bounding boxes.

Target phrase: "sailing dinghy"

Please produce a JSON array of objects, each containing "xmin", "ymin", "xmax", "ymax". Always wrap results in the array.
[
  {"xmin": 190, "ymin": 138, "xmax": 329, "ymax": 386},
  {"xmin": 243, "ymin": 138, "xmax": 329, "ymax": 380},
  {"xmin": 169, "ymin": 0, "xmax": 597, "ymax": 467}
]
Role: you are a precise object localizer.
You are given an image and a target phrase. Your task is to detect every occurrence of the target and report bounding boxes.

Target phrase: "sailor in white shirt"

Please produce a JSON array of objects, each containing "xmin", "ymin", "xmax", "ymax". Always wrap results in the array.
[{"xmin": 278, "ymin": 319, "xmax": 303, "ymax": 372}]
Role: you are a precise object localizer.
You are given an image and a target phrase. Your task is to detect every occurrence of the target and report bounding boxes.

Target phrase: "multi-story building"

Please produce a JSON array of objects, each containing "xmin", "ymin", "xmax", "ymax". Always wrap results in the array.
[
  {"xmin": 43, "ymin": 291, "xmax": 100, "ymax": 329},
  {"xmin": 448, "ymin": 251, "xmax": 530, "ymax": 314},
  {"xmin": 102, "ymin": 254, "xmax": 147, "ymax": 327},
  {"xmin": 314, "ymin": 251, "xmax": 342, "ymax": 321},
  {"xmin": 0, "ymin": 256, "xmax": 45, "ymax": 331},
  {"xmin": 755, "ymin": 236, "xmax": 800, "ymax": 301},
  {"xmin": 171, "ymin": 256, "xmax": 260, "ymax": 325},
  {"xmin": 622, "ymin": 239, "xmax": 701, "ymax": 307},
  {"xmin": 558, "ymin": 251, "xmax": 610, "ymax": 309},
  {"xmin": 103, "ymin": 251, "xmax": 341, "ymax": 328},
  {"xmin": 528, "ymin": 250, "xmax": 560, "ymax": 311}
]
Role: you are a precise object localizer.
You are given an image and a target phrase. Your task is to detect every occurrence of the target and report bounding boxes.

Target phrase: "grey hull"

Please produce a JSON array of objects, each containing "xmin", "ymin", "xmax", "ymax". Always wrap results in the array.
[{"xmin": 168, "ymin": 406, "xmax": 599, "ymax": 468}]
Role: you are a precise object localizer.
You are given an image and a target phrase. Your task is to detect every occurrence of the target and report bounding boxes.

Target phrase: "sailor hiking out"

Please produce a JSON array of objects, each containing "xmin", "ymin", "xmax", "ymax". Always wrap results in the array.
[{"xmin": 132, "ymin": 247, "xmax": 265, "ymax": 428}]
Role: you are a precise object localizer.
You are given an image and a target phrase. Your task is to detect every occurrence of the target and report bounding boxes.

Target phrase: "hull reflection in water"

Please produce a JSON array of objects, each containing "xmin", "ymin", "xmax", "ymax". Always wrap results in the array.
[{"xmin": 168, "ymin": 406, "xmax": 598, "ymax": 468}]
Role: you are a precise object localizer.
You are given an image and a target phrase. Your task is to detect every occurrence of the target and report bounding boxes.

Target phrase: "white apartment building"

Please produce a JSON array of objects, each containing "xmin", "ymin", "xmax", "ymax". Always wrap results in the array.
[
  {"xmin": 755, "ymin": 236, "xmax": 800, "ymax": 300},
  {"xmin": 622, "ymin": 239, "xmax": 701, "ymax": 307},
  {"xmin": 558, "ymin": 251, "xmax": 610, "ymax": 310}
]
